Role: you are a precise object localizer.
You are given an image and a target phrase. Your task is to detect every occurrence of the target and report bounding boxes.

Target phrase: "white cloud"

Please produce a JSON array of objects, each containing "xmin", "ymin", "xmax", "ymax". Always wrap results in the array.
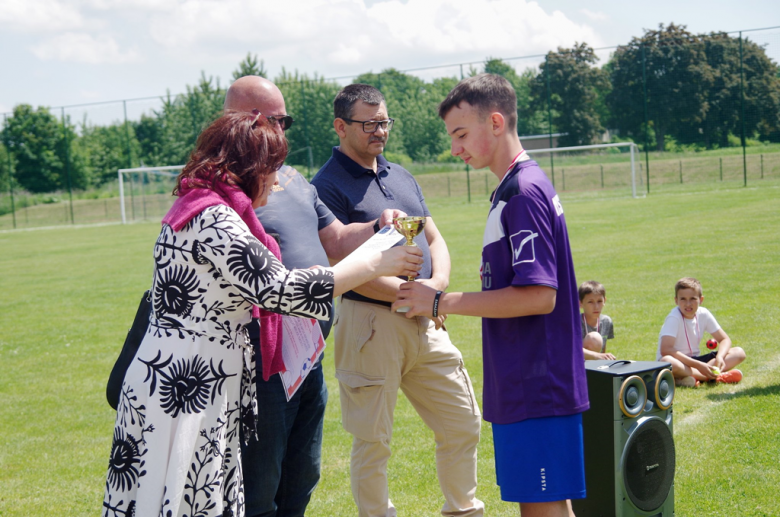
[
  {"xmin": 579, "ymin": 8, "xmax": 608, "ymax": 22},
  {"xmin": 85, "ymin": 0, "xmax": 179, "ymax": 10},
  {"xmin": 31, "ymin": 32, "xmax": 141, "ymax": 64},
  {"xmin": 144, "ymin": 0, "xmax": 603, "ymax": 72},
  {"xmin": 0, "ymin": 0, "xmax": 84, "ymax": 32}
]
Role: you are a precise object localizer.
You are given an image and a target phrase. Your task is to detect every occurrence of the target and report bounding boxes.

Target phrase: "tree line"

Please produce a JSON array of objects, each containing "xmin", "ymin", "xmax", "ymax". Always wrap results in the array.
[{"xmin": 2, "ymin": 23, "xmax": 779, "ymax": 194}]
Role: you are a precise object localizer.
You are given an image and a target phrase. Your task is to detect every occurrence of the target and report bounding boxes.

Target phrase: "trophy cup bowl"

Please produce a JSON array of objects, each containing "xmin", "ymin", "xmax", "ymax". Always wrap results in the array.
[{"xmin": 393, "ymin": 216, "xmax": 426, "ymax": 313}]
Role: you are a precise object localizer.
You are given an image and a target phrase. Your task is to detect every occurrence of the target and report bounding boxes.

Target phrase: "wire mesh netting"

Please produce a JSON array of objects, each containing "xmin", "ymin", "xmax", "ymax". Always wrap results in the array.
[{"xmin": 2, "ymin": 26, "xmax": 779, "ymax": 230}]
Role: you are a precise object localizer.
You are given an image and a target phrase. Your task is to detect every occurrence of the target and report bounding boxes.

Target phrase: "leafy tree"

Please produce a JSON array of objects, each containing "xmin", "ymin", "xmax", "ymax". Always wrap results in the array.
[
  {"xmin": 78, "ymin": 121, "xmax": 139, "ymax": 185},
  {"xmin": 1, "ymin": 104, "xmax": 88, "ymax": 192},
  {"xmin": 0, "ymin": 139, "xmax": 11, "ymax": 193},
  {"xmin": 533, "ymin": 43, "xmax": 610, "ymax": 147},
  {"xmin": 153, "ymin": 73, "xmax": 226, "ymax": 165},
  {"xmin": 134, "ymin": 114, "xmax": 164, "ymax": 166},
  {"xmin": 700, "ymin": 32, "xmax": 780, "ymax": 146},
  {"xmin": 484, "ymin": 58, "xmax": 547, "ymax": 136},
  {"xmin": 607, "ymin": 24, "xmax": 713, "ymax": 151},
  {"xmin": 232, "ymin": 53, "xmax": 267, "ymax": 80},
  {"xmin": 276, "ymin": 70, "xmax": 341, "ymax": 169}
]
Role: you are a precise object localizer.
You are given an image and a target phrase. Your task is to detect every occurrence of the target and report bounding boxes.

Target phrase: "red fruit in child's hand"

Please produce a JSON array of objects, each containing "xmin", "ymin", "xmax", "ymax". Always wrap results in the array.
[{"xmin": 706, "ymin": 339, "xmax": 718, "ymax": 350}]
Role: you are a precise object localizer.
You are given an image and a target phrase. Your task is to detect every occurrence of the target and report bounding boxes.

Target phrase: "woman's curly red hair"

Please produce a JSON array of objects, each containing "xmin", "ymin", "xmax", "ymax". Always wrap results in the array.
[{"xmin": 173, "ymin": 111, "xmax": 288, "ymax": 201}]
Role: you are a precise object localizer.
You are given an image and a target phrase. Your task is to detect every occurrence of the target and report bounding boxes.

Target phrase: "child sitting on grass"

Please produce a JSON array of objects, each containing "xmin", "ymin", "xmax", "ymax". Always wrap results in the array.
[
  {"xmin": 579, "ymin": 280, "xmax": 616, "ymax": 360},
  {"xmin": 657, "ymin": 277, "xmax": 746, "ymax": 387}
]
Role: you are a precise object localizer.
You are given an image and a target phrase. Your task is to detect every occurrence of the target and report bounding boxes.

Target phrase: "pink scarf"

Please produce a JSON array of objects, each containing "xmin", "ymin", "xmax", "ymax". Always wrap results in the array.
[{"xmin": 162, "ymin": 177, "xmax": 284, "ymax": 381}]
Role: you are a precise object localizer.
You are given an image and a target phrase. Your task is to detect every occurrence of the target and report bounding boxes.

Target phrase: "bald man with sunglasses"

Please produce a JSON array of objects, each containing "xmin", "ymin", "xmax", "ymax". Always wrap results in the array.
[{"xmin": 225, "ymin": 76, "xmax": 404, "ymax": 517}]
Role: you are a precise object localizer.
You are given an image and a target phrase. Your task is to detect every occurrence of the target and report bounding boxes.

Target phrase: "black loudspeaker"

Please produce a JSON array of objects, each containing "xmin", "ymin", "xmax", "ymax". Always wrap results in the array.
[{"xmin": 572, "ymin": 360, "xmax": 676, "ymax": 517}]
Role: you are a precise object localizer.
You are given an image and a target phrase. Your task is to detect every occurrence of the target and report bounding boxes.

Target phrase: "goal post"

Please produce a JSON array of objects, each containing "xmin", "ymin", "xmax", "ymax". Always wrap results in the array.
[
  {"xmin": 525, "ymin": 142, "xmax": 643, "ymax": 198},
  {"xmin": 118, "ymin": 165, "xmax": 183, "ymax": 224}
]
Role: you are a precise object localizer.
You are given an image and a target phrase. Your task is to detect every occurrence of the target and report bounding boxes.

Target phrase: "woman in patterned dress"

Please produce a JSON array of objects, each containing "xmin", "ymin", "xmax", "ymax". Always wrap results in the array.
[{"xmin": 102, "ymin": 112, "xmax": 422, "ymax": 517}]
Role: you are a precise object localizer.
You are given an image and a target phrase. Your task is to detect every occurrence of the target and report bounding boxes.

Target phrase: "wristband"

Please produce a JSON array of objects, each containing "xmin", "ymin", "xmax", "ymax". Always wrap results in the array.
[
  {"xmin": 432, "ymin": 290, "xmax": 443, "ymax": 318},
  {"xmin": 373, "ymin": 219, "xmax": 381, "ymax": 233}
]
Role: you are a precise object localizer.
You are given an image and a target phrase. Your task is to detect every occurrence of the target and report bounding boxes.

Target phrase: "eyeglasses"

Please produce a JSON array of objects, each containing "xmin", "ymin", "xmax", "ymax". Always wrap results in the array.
[
  {"xmin": 251, "ymin": 109, "xmax": 295, "ymax": 131},
  {"xmin": 267, "ymin": 115, "xmax": 294, "ymax": 131},
  {"xmin": 342, "ymin": 117, "xmax": 395, "ymax": 133}
]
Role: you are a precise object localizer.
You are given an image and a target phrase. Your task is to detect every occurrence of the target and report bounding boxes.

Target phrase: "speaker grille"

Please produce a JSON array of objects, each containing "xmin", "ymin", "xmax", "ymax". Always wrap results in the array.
[{"xmin": 622, "ymin": 417, "xmax": 675, "ymax": 512}]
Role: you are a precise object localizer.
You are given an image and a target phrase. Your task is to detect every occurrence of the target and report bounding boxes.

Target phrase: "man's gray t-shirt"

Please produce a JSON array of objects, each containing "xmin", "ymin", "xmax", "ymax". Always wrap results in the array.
[{"xmin": 255, "ymin": 165, "xmax": 336, "ymax": 337}]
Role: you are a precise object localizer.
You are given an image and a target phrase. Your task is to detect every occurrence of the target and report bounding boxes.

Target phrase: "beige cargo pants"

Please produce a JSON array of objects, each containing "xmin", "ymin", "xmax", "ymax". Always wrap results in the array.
[{"xmin": 334, "ymin": 297, "xmax": 484, "ymax": 517}]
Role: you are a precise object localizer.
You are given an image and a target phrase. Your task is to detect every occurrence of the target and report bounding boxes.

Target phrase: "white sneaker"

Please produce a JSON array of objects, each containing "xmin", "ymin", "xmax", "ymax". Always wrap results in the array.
[{"xmin": 675, "ymin": 376, "xmax": 699, "ymax": 388}]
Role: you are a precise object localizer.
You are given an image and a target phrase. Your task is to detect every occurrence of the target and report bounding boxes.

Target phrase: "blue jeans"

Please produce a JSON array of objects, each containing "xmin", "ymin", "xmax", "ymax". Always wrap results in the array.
[{"xmin": 241, "ymin": 347, "xmax": 328, "ymax": 517}]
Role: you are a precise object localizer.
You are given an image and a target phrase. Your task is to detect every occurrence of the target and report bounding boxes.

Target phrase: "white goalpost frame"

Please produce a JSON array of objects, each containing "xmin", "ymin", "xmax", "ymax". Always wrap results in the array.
[
  {"xmin": 525, "ymin": 142, "xmax": 641, "ymax": 198},
  {"xmin": 118, "ymin": 165, "xmax": 184, "ymax": 224}
]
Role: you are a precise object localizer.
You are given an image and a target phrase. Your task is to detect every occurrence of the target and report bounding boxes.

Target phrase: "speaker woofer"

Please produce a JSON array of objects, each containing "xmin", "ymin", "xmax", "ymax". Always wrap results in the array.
[
  {"xmin": 619, "ymin": 375, "xmax": 647, "ymax": 418},
  {"xmin": 621, "ymin": 416, "xmax": 676, "ymax": 512},
  {"xmin": 654, "ymin": 369, "xmax": 675, "ymax": 410}
]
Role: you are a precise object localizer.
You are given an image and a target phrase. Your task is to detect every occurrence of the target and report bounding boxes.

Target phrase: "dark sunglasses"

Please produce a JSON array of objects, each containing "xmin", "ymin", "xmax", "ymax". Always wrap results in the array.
[
  {"xmin": 251, "ymin": 109, "xmax": 295, "ymax": 131},
  {"xmin": 267, "ymin": 115, "xmax": 294, "ymax": 131}
]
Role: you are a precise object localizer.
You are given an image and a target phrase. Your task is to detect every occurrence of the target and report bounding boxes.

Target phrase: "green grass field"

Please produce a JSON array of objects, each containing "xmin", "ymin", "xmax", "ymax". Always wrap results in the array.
[{"xmin": 1, "ymin": 182, "xmax": 779, "ymax": 516}]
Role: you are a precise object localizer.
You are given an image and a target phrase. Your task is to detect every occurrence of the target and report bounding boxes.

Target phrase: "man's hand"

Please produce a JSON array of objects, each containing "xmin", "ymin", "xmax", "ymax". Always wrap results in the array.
[
  {"xmin": 599, "ymin": 352, "xmax": 617, "ymax": 360},
  {"xmin": 378, "ymin": 209, "xmax": 407, "ymax": 230},
  {"xmin": 432, "ymin": 314, "xmax": 447, "ymax": 330},
  {"xmin": 392, "ymin": 281, "xmax": 438, "ymax": 318}
]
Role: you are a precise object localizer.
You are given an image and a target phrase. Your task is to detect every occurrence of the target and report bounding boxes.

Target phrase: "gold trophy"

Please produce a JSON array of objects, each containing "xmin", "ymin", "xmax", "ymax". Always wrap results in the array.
[{"xmin": 393, "ymin": 216, "xmax": 426, "ymax": 313}]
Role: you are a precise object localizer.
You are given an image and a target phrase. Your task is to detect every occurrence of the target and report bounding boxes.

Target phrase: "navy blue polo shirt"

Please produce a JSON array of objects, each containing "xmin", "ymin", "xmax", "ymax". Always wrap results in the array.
[
  {"xmin": 255, "ymin": 165, "xmax": 336, "ymax": 338},
  {"xmin": 312, "ymin": 147, "xmax": 432, "ymax": 306}
]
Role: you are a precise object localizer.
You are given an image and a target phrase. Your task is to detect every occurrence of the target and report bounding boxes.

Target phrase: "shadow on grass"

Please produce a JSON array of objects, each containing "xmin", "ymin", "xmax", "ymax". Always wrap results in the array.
[{"xmin": 705, "ymin": 382, "xmax": 780, "ymax": 402}]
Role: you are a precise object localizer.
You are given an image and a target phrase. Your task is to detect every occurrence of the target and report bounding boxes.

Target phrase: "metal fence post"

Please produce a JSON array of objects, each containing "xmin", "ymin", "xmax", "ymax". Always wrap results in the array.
[
  {"xmin": 123, "ymin": 100, "xmax": 133, "ymax": 169},
  {"xmin": 60, "ymin": 107, "xmax": 74, "ymax": 224},
  {"xmin": 545, "ymin": 54, "xmax": 555, "ymax": 187},
  {"xmin": 3, "ymin": 114, "xmax": 16, "ymax": 229},
  {"xmin": 307, "ymin": 146, "xmax": 314, "ymax": 180},
  {"xmin": 679, "ymin": 160, "xmax": 683, "ymax": 184},
  {"xmin": 720, "ymin": 157, "xmax": 723, "ymax": 181},
  {"xmin": 642, "ymin": 42, "xmax": 651, "ymax": 194},
  {"xmin": 600, "ymin": 165, "xmax": 604, "ymax": 188},
  {"xmin": 466, "ymin": 164, "xmax": 471, "ymax": 203},
  {"xmin": 739, "ymin": 32, "xmax": 747, "ymax": 187},
  {"xmin": 300, "ymin": 79, "xmax": 312, "ymax": 177}
]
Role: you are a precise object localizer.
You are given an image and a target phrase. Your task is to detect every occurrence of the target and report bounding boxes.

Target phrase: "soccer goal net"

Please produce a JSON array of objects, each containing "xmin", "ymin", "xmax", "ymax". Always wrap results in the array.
[
  {"xmin": 118, "ymin": 165, "xmax": 183, "ymax": 224},
  {"xmin": 525, "ymin": 142, "xmax": 644, "ymax": 198}
]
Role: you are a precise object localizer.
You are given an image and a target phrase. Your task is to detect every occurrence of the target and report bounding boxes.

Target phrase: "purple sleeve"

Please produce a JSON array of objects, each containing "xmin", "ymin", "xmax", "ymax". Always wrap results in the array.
[{"xmin": 503, "ymin": 192, "xmax": 558, "ymax": 289}]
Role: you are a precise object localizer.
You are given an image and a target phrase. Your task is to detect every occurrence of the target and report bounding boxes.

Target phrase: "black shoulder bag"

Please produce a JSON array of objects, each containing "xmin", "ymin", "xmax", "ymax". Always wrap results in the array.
[{"xmin": 106, "ymin": 290, "xmax": 152, "ymax": 410}]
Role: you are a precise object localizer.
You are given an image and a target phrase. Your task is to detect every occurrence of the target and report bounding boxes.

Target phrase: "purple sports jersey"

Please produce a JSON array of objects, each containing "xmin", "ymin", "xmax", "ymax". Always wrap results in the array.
[{"xmin": 480, "ymin": 159, "xmax": 589, "ymax": 424}]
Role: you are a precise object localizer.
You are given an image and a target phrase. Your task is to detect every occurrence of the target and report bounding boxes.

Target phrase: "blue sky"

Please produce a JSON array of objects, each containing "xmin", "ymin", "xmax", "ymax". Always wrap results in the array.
[{"xmin": 1, "ymin": 0, "xmax": 778, "ymax": 118}]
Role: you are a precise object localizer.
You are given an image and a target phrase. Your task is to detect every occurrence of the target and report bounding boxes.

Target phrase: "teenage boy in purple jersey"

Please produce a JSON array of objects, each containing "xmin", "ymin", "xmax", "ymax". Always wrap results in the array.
[{"xmin": 394, "ymin": 74, "xmax": 589, "ymax": 517}]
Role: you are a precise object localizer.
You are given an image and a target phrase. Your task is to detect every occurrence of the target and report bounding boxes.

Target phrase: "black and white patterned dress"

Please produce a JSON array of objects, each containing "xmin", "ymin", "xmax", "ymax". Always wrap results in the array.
[{"xmin": 102, "ymin": 205, "xmax": 334, "ymax": 517}]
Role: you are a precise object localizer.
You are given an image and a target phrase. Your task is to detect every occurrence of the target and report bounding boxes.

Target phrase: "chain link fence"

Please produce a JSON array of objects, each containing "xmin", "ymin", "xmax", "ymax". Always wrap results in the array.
[{"xmin": 2, "ymin": 25, "xmax": 779, "ymax": 230}]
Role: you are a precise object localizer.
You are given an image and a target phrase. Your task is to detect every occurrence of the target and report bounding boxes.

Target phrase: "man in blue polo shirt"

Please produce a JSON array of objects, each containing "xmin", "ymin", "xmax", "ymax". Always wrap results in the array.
[
  {"xmin": 312, "ymin": 84, "xmax": 483, "ymax": 517},
  {"xmin": 225, "ymin": 76, "xmax": 402, "ymax": 517}
]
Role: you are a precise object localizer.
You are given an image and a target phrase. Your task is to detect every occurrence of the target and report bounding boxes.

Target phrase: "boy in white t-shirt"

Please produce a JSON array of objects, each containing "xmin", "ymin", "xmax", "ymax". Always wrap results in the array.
[{"xmin": 657, "ymin": 277, "xmax": 746, "ymax": 387}]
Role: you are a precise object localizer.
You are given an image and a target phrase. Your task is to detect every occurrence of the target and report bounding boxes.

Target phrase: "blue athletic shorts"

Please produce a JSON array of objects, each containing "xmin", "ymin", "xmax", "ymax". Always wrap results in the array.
[{"xmin": 492, "ymin": 413, "xmax": 586, "ymax": 503}]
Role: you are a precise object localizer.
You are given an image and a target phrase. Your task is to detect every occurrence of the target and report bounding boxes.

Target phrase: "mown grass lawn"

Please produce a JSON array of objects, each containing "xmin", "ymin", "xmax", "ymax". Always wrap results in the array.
[{"xmin": 1, "ymin": 181, "xmax": 778, "ymax": 516}]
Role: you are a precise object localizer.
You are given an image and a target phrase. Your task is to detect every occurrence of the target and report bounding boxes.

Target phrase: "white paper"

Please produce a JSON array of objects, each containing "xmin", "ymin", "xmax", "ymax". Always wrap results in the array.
[
  {"xmin": 341, "ymin": 225, "xmax": 406, "ymax": 262},
  {"xmin": 279, "ymin": 316, "xmax": 326, "ymax": 401}
]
